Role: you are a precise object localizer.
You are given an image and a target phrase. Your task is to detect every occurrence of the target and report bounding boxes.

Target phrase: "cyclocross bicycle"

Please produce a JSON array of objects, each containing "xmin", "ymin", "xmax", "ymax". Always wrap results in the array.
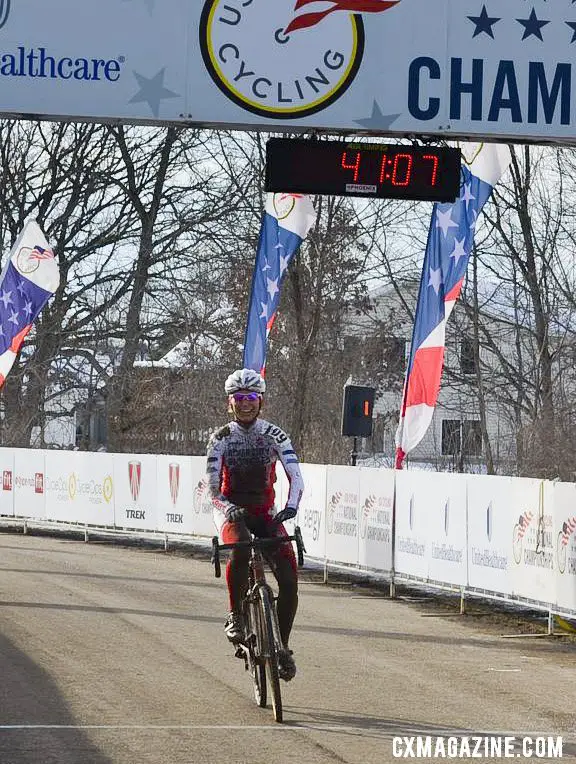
[{"xmin": 211, "ymin": 523, "xmax": 305, "ymax": 723}]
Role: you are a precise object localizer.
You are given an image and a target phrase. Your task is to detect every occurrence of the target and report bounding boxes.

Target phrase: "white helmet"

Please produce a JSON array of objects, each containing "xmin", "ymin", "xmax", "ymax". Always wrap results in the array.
[{"xmin": 224, "ymin": 368, "xmax": 266, "ymax": 395}]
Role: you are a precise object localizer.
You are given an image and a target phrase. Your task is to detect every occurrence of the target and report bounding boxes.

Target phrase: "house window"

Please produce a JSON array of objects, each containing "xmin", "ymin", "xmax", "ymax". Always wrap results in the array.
[
  {"xmin": 460, "ymin": 337, "xmax": 477, "ymax": 375},
  {"xmin": 362, "ymin": 336, "xmax": 384, "ymax": 368},
  {"xmin": 463, "ymin": 420, "xmax": 482, "ymax": 456},
  {"xmin": 383, "ymin": 337, "xmax": 406, "ymax": 373},
  {"xmin": 442, "ymin": 419, "xmax": 483, "ymax": 457},
  {"xmin": 442, "ymin": 419, "xmax": 461, "ymax": 455}
]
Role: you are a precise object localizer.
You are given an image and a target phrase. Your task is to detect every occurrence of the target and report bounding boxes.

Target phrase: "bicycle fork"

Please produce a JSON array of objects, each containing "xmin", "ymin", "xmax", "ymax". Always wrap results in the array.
[{"xmin": 259, "ymin": 584, "xmax": 284, "ymax": 655}]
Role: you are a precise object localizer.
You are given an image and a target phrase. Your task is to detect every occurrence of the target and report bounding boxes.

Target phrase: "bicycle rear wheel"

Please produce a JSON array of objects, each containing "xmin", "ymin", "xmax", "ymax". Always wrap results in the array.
[
  {"xmin": 247, "ymin": 599, "xmax": 267, "ymax": 707},
  {"xmin": 258, "ymin": 586, "xmax": 282, "ymax": 723}
]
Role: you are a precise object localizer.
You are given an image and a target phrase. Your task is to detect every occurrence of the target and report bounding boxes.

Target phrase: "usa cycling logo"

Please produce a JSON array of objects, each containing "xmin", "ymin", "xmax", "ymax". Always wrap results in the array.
[
  {"xmin": 0, "ymin": 1, "xmax": 10, "ymax": 31},
  {"xmin": 200, "ymin": 0, "xmax": 399, "ymax": 119}
]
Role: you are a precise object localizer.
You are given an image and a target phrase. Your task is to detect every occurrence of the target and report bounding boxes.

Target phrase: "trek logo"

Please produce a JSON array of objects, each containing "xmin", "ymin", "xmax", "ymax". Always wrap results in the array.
[
  {"xmin": 0, "ymin": 1, "xmax": 10, "ymax": 31},
  {"xmin": 126, "ymin": 509, "xmax": 145, "ymax": 520},
  {"xmin": 200, "ymin": 0, "xmax": 399, "ymax": 119},
  {"xmin": 128, "ymin": 460, "xmax": 141, "ymax": 502},
  {"xmin": 169, "ymin": 462, "xmax": 180, "ymax": 506}
]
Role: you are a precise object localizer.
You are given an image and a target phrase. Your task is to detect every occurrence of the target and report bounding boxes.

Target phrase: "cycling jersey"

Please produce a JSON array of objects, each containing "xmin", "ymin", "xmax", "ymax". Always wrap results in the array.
[{"xmin": 206, "ymin": 418, "xmax": 304, "ymax": 520}]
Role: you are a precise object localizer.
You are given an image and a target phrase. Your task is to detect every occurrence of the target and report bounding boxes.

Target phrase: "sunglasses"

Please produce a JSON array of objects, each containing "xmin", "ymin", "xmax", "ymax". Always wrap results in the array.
[{"xmin": 232, "ymin": 392, "xmax": 261, "ymax": 402}]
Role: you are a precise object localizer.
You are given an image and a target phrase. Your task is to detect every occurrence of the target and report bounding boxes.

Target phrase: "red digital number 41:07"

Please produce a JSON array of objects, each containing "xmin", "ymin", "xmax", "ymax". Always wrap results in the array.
[{"xmin": 341, "ymin": 151, "xmax": 439, "ymax": 187}]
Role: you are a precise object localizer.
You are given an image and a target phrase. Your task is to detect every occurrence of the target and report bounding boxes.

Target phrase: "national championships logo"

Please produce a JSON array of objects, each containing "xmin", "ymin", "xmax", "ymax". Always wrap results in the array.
[
  {"xmin": 0, "ymin": 1, "xmax": 10, "ymax": 31},
  {"xmin": 200, "ymin": 0, "xmax": 399, "ymax": 119}
]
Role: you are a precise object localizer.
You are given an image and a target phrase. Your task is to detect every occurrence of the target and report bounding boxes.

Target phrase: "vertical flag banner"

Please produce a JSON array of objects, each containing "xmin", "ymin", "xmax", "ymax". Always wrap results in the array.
[
  {"xmin": 243, "ymin": 193, "xmax": 315, "ymax": 374},
  {"xmin": 0, "ymin": 219, "xmax": 60, "ymax": 385},
  {"xmin": 395, "ymin": 143, "xmax": 511, "ymax": 469}
]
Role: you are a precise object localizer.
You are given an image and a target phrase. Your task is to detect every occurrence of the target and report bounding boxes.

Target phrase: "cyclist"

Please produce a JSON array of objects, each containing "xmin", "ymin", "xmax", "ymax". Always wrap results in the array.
[{"xmin": 206, "ymin": 368, "xmax": 304, "ymax": 682}]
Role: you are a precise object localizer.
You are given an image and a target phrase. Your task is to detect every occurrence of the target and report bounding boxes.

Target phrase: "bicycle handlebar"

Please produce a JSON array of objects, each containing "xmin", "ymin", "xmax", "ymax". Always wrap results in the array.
[{"xmin": 211, "ymin": 526, "xmax": 306, "ymax": 578}]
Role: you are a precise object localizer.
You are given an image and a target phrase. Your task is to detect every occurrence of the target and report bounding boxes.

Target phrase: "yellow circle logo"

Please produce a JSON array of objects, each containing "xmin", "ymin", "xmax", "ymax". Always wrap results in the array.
[
  {"xmin": 103, "ymin": 476, "xmax": 113, "ymax": 504},
  {"xmin": 200, "ymin": 0, "xmax": 364, "ymax": 119},
  {"xmin": 68, "ymin": 473, "xmax": 77, "ymax": 500}
]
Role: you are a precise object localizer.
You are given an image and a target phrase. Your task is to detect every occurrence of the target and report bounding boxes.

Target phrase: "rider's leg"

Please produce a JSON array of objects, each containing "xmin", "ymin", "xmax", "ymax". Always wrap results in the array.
[
  {"xmin": 261, "ymin": 520, "xmax": 298, "ymax": 648},
  {"xmin": 221, "ymin": 519, "xmax": 251, "ymax": 640},
  {"xmin": 273, "ymin": 552, "xmax": 298, "ymax": 648},
  {"xmin": 271, "ymin": 544, "xmax": 298, "ymax": 681}
]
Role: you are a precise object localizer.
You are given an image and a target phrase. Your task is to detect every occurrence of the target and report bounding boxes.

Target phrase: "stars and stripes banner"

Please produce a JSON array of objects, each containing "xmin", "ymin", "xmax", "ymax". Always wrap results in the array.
[
  {"xmin": 243, "ymin": 193, "xmax": 315, "ymax": 374},
  {"xmin": 284, "ymin": 0, "xmax": 399, "ymax": 33},
  {"xmin": 0, "ymin": 219, "xmax": 60, "ymax": 386},
  {"xmin": 394, "ymin": 143, "xmax": 511, "ymax": 470}
]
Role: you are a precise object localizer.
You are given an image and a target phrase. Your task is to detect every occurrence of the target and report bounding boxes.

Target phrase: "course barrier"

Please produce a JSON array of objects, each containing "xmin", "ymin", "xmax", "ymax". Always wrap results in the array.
[{"xmin": 1, "ymin": 448, "xmax": 575, "ymax": 618}]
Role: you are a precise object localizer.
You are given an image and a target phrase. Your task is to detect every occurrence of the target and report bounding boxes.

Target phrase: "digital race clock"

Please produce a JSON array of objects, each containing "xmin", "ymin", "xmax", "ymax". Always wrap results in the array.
[{"xmin": 265, "ymin": 138, "xmax": 461, "ymax": 203}]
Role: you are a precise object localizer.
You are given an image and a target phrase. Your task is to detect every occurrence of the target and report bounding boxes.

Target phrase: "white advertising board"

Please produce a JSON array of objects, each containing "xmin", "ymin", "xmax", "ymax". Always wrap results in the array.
[
  {"xmin": 466, "ymin": 474, "xmax": 513, "ymax": 597},
  {"xmin": 45, "ymin": 450, "xmax": 83, "ymax": 523},
  {"xmin": 13, "ymin": 448, "xmax": 45, "ymax": 519},
  {"xmin": 424, "ymin": 472, "xmax": 468, "ymax": 587},
  {"xmin": 298, "ymin": 463, "xmax": 327, "ymax": 559},
  {"xmin": 325, "ymin": 465, "xmax": 359, "ymax": 565},
  {"xmin": 156, "ymin": 455, "xmax": 194, "ymax": 535},
  {"xmin": 45, "ymin": 450, "xmax": 114, "ymax": 525},
  {"xmin": 394, "ymin": 470, "xmax": 429, "ymax": 579},
  {"xmin": 0, "ymin": 1, "xmax": 574, "ymax": 142},
  {"xmin": 508, "ymin": 477, "xmax": 555, "ymax": 606},
  {"xmin": 113, "ymin": 453, "xmax": 158, "ymax": 531},
  {"xmin": 0, "ymin": 447, "xmax": 14, "ymax": 516},
  {"xmin": 190, "ymin": 455, "xmax": 218, "ymax": 538},
  {"xmin": 552, "ymin": 482, "xmax": 576, "ymax": 612},
  {"xmin": 78, "ymin": 452, "xmax": 115, "ymax": 527},
  {"xmin": 357, "ymin": 467, "xmax": 394, "ymax": 572}
]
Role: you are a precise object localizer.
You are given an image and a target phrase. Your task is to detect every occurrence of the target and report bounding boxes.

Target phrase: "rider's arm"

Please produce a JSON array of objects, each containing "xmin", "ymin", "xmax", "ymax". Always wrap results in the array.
[
  {"xmin": 206, "ymin": 428, "xmax": 237, "ymax": 518},
  {"xmin": 275, "ymin": 434, "xmax": 304, "ymax": 513}
]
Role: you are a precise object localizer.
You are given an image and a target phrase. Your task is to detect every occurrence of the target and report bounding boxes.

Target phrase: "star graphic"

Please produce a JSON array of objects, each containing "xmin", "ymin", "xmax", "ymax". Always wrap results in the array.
[
  {"xmin": 516, "ymin": 8, "xmax": 549, "ymax": 40},
  {"xmin": 7, "ymin": 310, "xmax": 19, "ymax": 326},
  {"xmin": 259, "ymin": 302, "xmax": 269, "ymax": 320},
  {"xmin": 122, "ymin": 0, "xmax": 155, "ymax": 13},
  {"xmin": 267, "ymin": 278, "xmax": 279, "ymax": 299},
  {"xmin": 355, "ymin": 101, "xmax": 401, "ymax": 130},
  {"xmin": 566, "ymin": 21, "xmax": 576, "ymax": 42},
  {"xmin": 261, "ymin": 258, "xmax": 271, "ymax": 272},
  {"xmin": 450, "ymin": 237, "xmax": 467, "ymax": 265},
  {"xmin": 129, "ymin": 68, "xmax": 180, "ymax": 117},
  {"xmin": 0, "ymin": 289, "xmax": 12, "ymax": 309},
  {"xmin": 279, "ymin": 254, "xmax": 290, "ymax": 274},
  {"xmin": 462, "ymin": 184, "xmax": 476, "ymax": 207},
  {"xmin": 467, "ymin": 6, "xmax": 501, "ymax": 38},
  {"xmin": 428, "ymin": 267, "xmax": 442, "ymax": 295},
  {"xmin": 16, "ymin": 282, "xmax": 26, "ymax": 296},
  {"xmin": 436, "ymin": 208, "xmax": 458, "ymax": 236},
  {"xmin": 24, "ymin": 300, "xmax": 33, "ymax": 317}
]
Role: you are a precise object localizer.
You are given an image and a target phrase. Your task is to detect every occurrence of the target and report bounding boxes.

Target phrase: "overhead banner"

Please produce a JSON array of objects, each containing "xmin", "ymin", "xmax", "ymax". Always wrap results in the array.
[{"xmin": 0, "ymin": 1, "xmax": 574, "ymax": 142}]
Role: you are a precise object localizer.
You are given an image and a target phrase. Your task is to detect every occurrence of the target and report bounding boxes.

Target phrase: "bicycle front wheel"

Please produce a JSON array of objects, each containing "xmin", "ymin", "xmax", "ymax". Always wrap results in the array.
[
  {"xmin": 258, "ymin": 586, "xmax": 282, "ymax": 723},
  {"xmin": 247, "ymin": 599, "xmax": 267, "ymax": 708}
]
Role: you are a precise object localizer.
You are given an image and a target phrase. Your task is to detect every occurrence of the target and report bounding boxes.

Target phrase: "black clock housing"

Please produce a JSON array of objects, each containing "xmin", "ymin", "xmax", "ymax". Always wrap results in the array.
[{"xmin": 265, "ymin": 138, "xmax": 461, "ymax": 202}]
